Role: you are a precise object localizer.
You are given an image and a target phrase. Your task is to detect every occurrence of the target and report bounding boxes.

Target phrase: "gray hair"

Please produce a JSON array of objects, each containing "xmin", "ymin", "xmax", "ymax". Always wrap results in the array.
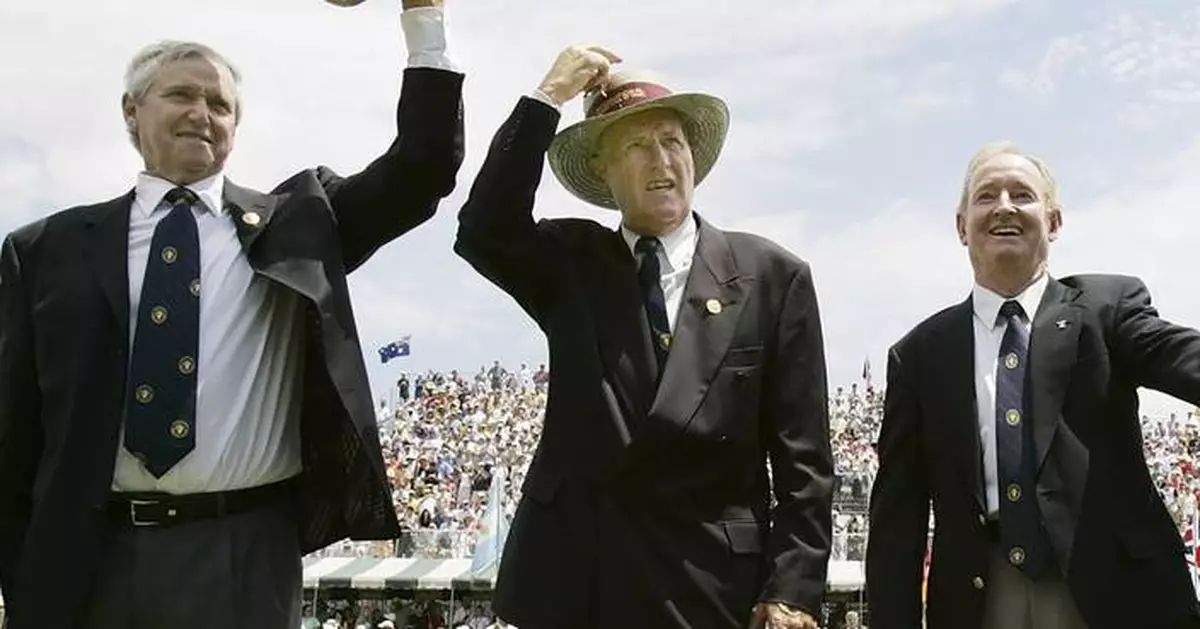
[
  {"xmin": 957, "ymin": 141, "xmax": 1061, "ymax": 215},
  {"xmin": 123, "ymin": 40, "xmax": 242, "ymax": 146}
]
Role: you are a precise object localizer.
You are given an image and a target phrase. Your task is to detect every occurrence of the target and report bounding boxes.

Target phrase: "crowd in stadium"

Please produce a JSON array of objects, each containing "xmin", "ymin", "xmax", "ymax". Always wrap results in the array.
[
  {"xmin": 346, "ymin": 361, "xmax": 1200, "ymax": 563},
  {"xmin": 300, "ymin": 361, "xmax": 1199, "ymax": 628}
]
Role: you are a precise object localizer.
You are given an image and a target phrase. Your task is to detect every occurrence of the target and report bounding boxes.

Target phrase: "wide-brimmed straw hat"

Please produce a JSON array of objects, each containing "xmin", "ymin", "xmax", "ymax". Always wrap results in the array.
[{"xmin": 547, "ymin": 68, "xmax": 729, "ymax": 210}]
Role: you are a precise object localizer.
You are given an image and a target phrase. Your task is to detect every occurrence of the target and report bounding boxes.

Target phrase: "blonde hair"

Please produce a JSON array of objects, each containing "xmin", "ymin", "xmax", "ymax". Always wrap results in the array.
[{"xmin": 957, "ymin": 141, "xmax": 1061, "ymax": 214}]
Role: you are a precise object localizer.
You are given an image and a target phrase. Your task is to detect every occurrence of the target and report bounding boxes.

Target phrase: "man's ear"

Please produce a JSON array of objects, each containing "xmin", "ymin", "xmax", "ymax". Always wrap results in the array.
[
  {"xmin": 1047, "ymin": 208, "xmax": 1063, "ymax": 242},
  {"xmin": 121, "ymin": 93, "xmax": 137, "ymax": 131}
]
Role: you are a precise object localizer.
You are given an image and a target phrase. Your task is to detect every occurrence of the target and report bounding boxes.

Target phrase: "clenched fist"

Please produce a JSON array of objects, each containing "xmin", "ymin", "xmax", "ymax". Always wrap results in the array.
[{"xmin": 536, "ymin": 44, "xmax": 623, "ymax": 106}]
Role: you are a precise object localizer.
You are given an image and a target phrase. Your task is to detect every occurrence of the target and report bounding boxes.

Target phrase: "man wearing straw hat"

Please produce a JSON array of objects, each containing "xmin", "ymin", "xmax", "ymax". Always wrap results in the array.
[{"xmin": 455, "ymin": 45, "xmax": 833, "ymax": 629}]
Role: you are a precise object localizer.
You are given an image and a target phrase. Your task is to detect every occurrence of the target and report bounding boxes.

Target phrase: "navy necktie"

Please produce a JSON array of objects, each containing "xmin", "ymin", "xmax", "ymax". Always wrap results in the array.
[
  {"xmin": 123, "ymin": 186, "xmax": 202, "ymax": 478},
  {"xmin": 994, "ymin": 299, "xmax": 1054, "ymax": 575},
  {"xmin": 635, "ymin": 236, "xmax": 671, "ymax": 368}
]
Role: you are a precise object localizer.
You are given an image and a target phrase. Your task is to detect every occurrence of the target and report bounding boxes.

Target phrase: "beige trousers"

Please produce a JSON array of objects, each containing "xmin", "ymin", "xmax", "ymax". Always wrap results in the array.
[{"xmin": 980, "ymin": 548, "xmax": 1087, "ymax": 629}]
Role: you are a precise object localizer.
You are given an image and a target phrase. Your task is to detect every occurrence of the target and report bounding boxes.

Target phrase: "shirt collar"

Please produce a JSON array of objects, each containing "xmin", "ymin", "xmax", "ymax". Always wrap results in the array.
[
  {"xmin": 133, "ymin": 172, "xmax": 226, "ymax": 219},
  {"xmin": 972, "ymin": 270, "xmax": 1050, "ymax": 329},
  {"xmin": 619, "ymin": 212, "xmax": 698, "ymax": 273}
]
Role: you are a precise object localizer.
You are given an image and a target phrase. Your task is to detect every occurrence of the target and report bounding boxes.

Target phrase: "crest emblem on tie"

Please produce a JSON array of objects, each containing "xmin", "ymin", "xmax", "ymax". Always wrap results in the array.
[{"xmin": 1004, "ymin": 352, "xmax": 1019, "ymax": 370}]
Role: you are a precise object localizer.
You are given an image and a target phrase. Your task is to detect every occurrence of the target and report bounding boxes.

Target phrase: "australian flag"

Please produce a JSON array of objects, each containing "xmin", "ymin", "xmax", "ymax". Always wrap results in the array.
[{"xmin": 377, "ymin": 335, "xmax": 411, "ymax": 364}]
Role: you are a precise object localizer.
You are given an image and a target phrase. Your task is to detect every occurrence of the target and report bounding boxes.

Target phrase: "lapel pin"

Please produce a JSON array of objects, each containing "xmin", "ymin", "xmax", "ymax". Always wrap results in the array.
[
  {"xmin": 1055, "ymin": 319, "xmax": 1070, "ymax": 329},
  {"xmin": 705, "ymin": 299, "xmax": 722, "ymax": 315},
  {"xmin": 242, "ymin": 210, "xmax": 262, "ymax": 227}
]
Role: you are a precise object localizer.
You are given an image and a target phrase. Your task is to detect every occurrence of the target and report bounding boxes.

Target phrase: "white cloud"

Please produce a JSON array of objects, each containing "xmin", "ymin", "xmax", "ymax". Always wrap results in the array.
[{"xmin": 1000, "ymin": 5, "xmax": 1200, "ymax": 131}]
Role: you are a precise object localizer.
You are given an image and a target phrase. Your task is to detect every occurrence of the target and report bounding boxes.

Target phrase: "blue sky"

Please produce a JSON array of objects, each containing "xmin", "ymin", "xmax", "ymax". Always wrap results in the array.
[{"xmin": 2, "ymin": 0, "xmax": 1198, "ymax": 415}]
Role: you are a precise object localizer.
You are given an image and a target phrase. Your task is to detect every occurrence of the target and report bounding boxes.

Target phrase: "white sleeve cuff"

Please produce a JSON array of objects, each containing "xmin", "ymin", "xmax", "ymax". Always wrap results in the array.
[
  {"xmin": 529, "ymin": 89, "xmax": 561, "ymax": 111},
  {"xmin": 400, "ymin": 6, "xmax": 459, "ymax": 72}
]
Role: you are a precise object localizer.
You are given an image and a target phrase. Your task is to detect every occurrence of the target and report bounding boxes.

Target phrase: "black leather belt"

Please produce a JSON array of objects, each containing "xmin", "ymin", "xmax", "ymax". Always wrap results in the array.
[{"xmin": 108, "ymin": 479, "xmax": 294, "ymax": 529}]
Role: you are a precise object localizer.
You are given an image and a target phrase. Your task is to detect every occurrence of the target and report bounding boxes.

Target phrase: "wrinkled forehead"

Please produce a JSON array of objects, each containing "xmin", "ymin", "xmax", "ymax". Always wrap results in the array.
[
  {"xmin": 152, "ymin": 56, "xmax": 237, "ymax": 96},
  {"xmin": 968, "ymin": 153, "xmax": 1048, "ymax": 193}
]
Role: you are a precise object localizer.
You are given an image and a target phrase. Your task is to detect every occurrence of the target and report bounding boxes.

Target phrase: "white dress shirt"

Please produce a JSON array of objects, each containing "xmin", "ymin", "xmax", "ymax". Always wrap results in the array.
[
  {"xmin": 113, "ymin": 8, "xmax": 455, "ymax": 493},
  {"xmin": 972, "ymin": 271, "xmax": 1049, "ymax": 516},
  {"xmin": 620, "ymin": 214, "xmax": 698, "ymax": 333}
]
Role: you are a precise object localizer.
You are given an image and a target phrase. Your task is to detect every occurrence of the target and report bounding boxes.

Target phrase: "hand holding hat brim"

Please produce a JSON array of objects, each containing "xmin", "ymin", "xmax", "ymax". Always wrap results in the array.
[
  {"xmin": 547, "ymin": 68, "xmax": 730, "ymax": 210},
  {"xmin": 538, "ymin": 44, "xmax": 623, "ymax": 107}
]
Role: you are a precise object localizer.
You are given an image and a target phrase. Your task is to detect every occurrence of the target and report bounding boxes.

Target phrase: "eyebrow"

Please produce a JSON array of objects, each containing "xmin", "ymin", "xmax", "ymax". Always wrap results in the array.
[{"xmin": 972, "ymin": 175, "xmax": 1035, "ymax": 191}]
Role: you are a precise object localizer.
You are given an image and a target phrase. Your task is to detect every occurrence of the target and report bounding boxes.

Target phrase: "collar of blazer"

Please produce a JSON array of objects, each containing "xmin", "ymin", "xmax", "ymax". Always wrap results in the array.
[
  {"xmin": 223, "ymin": 179, "xmax": 277, "ymax": 252},
  {"xmin": 81, "ymin": 181, "xmax": 278, "ymax": 343},
  {"xmin": 629, "ymin": 213, "xmax": 755, "ymax": 443},
  {"xmin": 940, "ymin": 275, "xmax": 1085, "ymax": 515}
]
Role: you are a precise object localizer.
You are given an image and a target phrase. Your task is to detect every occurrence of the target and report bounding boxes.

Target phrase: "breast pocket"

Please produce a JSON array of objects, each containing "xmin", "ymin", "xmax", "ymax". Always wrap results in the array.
[
  {"xmin": 723, "ymin": 345, "xmax": 763, "ymax": 368},
  {"xmin": 703, "ymin": 360, "xmax": 765, "ymax": 444}
]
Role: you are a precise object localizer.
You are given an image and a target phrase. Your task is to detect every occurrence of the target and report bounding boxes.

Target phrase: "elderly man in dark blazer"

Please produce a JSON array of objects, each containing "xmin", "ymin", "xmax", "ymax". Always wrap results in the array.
[
  {"xmin": 866, "ymin": 141, "xmax": 1200, "ymax": 629},
  {"xmin": 0, "ymin": 2, "xmax": 463, "ymax": 627},
  {"xmin": 454, "ymin": 45, "xmax": 834, "ymax": 629}
]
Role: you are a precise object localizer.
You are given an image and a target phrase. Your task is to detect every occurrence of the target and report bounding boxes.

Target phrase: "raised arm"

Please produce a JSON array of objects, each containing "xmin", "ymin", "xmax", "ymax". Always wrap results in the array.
[
  {"xmin": 321, "ymin": 1, "xmax": 466, "ymax": 271},
  {"xmin": 453, "ymin": 44, "xmax": 621, "ymax": 323}
]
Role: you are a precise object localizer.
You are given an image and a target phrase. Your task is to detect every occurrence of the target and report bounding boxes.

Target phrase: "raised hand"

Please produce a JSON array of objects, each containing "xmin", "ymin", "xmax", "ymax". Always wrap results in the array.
[{"xmin": 536, "ymin": 44, "xmax": 623, "ymax": 106}]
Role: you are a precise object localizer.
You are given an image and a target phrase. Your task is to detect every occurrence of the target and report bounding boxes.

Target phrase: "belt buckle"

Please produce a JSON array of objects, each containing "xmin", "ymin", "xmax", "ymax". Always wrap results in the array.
[{"xmin": 129, "ymin": 498, "xmax": 160, "ymax": 527}]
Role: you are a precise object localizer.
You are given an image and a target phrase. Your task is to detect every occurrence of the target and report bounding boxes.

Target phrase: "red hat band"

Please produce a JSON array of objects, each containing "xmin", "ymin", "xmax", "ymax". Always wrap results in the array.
[{"xmin": 586, "ymin": 81, "xmax": 674, "ymax": 118}]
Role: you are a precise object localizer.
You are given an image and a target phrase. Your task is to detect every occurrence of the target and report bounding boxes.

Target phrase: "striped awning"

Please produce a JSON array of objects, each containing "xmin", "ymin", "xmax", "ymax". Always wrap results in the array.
[
  {"xmin": 302, "ymin": 557, "xmax": 865, "ymax": 593},
  {"xmin": 826, "ymin": 560, "xmax": 865, "ymax": 592},
  {"xmin": 302, "ymin": 557, "xmax": 498, "ymax": 591}
]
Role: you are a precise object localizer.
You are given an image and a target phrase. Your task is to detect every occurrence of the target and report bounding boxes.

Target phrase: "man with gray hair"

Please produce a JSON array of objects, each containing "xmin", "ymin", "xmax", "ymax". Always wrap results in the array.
[
  {"xmin": 866, "ymin": 142, "xmax": 1200, "ymax": 628},
  {"xmin": 0, "ymin": 1, "xmax": 463, "ymax": 628}
]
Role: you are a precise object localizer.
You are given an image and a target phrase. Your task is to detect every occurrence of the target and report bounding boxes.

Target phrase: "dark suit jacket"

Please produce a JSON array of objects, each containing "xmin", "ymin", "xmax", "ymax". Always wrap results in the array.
[
  {"xmin": 0, "ymin": 68, "xmax": 464, "ymax": 629},
  {"xmin": 454, "ymin": 97, "xmax": 834, "ymax": 629},
  {"xmin": 866, "ymin": 274, "xmax": 1200, "ymax": 629}
]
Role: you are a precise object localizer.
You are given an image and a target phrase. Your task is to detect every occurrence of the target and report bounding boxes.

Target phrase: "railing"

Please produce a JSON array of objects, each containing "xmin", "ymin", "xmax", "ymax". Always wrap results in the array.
[
  {"xmin": 394, "ymin": 529, "xmax": 479, "ymax": 558},
  {"xmin": 305, "ymin": 529, "xmax": 871, "ymax": 561}
]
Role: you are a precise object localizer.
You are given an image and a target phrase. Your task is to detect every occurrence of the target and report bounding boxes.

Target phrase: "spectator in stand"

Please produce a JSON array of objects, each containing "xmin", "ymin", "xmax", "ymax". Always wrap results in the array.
[{"xmin": 398, "ymin": 373, "xmax": 411, "ymax": 403}]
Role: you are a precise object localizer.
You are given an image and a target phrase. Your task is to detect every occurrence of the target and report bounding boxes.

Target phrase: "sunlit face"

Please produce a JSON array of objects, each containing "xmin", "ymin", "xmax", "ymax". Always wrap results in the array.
[
  {"xmin": 593, "ymin": 108, "xmax": 695, "ymax": 236},
  {"xmin": 956, "ymin": 152, "xmax": 1061, "ymax": 285},
  {"xmin": 122, "ymin": 56, "xmax": 238, "ymax": 185}
]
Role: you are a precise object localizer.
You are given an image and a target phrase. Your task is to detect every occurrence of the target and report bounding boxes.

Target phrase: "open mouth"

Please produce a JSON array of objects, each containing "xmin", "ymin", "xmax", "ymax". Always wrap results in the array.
[
  {"xmin": 988, "ymin": 225, "xmax": 1022, "ymax": 237},
  {"xmin": 646, "ymin": 179, "xmax": 675, "ymax": 192},
  {"xmin": 176, "ymin": 131, "xmax": 212, "ymax": 143}
]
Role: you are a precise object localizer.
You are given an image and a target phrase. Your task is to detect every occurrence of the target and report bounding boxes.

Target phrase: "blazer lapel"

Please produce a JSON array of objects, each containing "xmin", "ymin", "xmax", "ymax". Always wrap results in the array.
[
  {"xmin": 223, "ymin": 179, "xmax": 277, "ymax": 254},
  {"xmin": 83, "ymin": 191, "xmax": 135, "ymax": 343},
  {"xmin": 1028, "ymin": 277, "xmax": 1083, "ymax": 476},
  {"xmin": 648, "ymin": 216, "xmax": 751, "ymax": 434},
  {"xmin": 594, "ymin": 231, "xmax": 660, "ymax": 437},
  {"xmin": 930, "ymin": 298, "xmax": 987, "ymax": 514}
]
